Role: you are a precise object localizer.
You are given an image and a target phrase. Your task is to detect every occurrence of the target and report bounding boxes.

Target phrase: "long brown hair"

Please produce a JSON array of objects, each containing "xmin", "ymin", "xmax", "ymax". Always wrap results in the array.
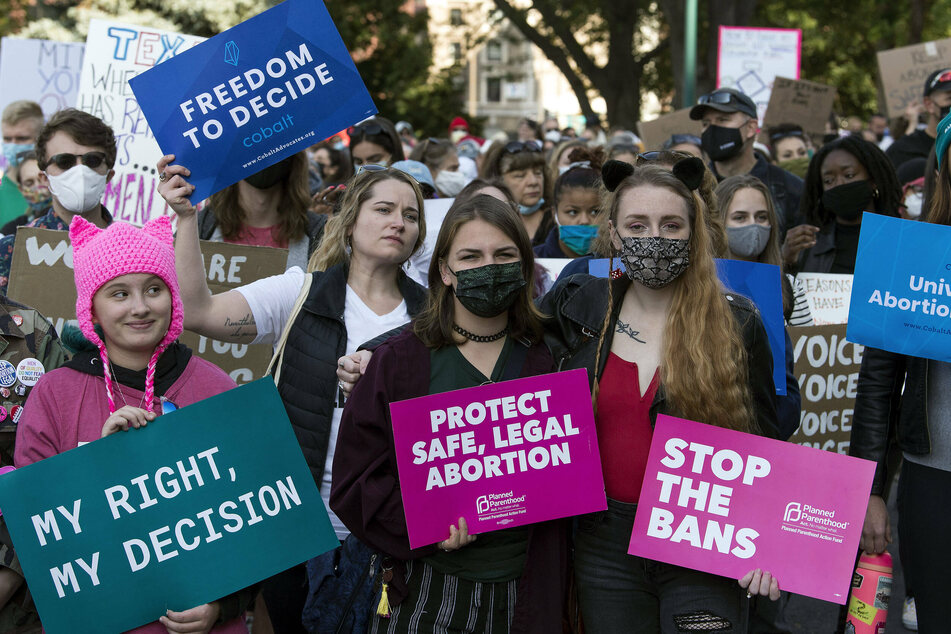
[
  {"xmin": 927, "ymin": 145, "xmax": 951, "ymax": 225},
  {"xmin": 209, "ymin": 152, "xmax": 310, "ymax": 244},
  {"xmin": 307, "ymin": 168, "xmax": 426, "ymax": 272},
  {"xmin": 594, "ymin": 165, "xmax": 756, "ymax": 433},
  {"xmin": 414, "ymin": 195, "xmax": 545, "ymax": 348}
]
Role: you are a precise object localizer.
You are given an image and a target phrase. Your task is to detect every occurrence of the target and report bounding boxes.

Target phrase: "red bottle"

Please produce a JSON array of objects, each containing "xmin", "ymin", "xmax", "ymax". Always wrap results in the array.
[{"xmin": 846, "ymin": 551, "xmax": 892, "ymax": 634}]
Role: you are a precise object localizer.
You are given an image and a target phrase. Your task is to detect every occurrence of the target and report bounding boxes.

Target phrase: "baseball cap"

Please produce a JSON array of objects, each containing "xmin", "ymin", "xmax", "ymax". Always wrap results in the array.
[
  {"xmin": 924, "ymin": 69, "xmax": 951, "ymax": 97},
  {"xmin": 391, "ymin": 160, "xmax": 435, "ymax": 190},
  {"xmin": 690, "ymin": 88, "xmax": 758, "ymax": 120}
]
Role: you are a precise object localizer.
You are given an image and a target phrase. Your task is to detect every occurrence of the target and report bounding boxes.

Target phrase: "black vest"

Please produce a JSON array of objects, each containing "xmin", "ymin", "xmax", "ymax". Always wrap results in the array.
[{"xmin": 275, "ymin": 263, "xmax": 427, "ymax": 485}]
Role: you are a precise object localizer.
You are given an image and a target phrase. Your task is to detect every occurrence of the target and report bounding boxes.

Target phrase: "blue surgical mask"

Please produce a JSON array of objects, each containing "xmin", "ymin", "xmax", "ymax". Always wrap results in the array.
[
  {"xmin": 558, "ymin": 224, "xmax": 598, "ymax": 255},
  {"xmin": 518, "ymin": 198, "xmax": 545, "ymax": 215},
  {"xmin": 3, "ymin": 143, "xmax": 33, "ymax": 168}
]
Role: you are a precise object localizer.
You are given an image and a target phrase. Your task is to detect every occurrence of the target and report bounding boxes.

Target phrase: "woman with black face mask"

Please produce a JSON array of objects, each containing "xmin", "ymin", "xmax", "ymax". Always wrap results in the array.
[
  {"xmin": 783, "ymin": 136, "xmax": 901, "ymax": 274},
  {"xmin": 330, "ymin": 195, "xmax": 569, "ymax": 634},
  {"xmin": 164, "ymin": 151, "xmax": 328, "ymax": 271}
]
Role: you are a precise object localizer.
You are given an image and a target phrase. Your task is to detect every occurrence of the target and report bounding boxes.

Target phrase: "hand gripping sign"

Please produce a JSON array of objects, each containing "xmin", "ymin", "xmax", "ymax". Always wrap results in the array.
[{"xmin": 629, "ymin": 415, "xmax": 874, "ymax": 604}]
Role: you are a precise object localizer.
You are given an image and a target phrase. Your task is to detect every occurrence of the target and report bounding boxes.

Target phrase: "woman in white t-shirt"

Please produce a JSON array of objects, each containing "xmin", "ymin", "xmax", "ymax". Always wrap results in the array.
[{"xmin": 157, "ymin": 157, "xmax": 429, "ymax": 634}]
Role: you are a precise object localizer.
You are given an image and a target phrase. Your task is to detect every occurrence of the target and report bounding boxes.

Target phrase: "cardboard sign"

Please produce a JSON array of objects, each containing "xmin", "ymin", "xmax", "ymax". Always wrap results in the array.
[
  {"xmin": 847, "ymin": 213, "xmax": 951, "ymax": 361},
  {"xmin": 637, "ymin": 108, "xmax": 701, "ymax": 151},
  {"xmin": 0, "ymin": 379, "xmax": 335, "ymax": 634},
  {"xmin": 0, "ymin": 38, "xmax": 85, "ymax": 118},
  {"xmin": 6, "ymin": 227, "xmax": 286, "ymax": 384},
  {"xmin": 788, "ymin": 325, "xmax": 863, "ymax": 455},
  {"xmin": 129, "ymin": 0, "xmax": 376, "ymax": 204},
  {"xmin": 76, "ymin": 20, "xmax": 204, "ymax": 225},
  {"xmin": 877, "ymin": 38, "xmax": 951, "ymax": 118},
  {"xmin": 628, "ymin": 414, "xmax": 875, "ymax": 604},
  {"xmin": 717, "ymin": 27, "xmax": 802, "ymax": 124},
  {"xmin": 389, "ymin": 369, "xmax": 606, "ymax": 549},
  {"xmin": 588, "ymin": 258, "xmax": 786, "ymax": 394},
  {"xmin": 796, "ymin": 273, "xmax": 853, "ymax": 325},
  {"xmin": 762, "ymin": 77, "xmax": 836, "ymax": 138}
]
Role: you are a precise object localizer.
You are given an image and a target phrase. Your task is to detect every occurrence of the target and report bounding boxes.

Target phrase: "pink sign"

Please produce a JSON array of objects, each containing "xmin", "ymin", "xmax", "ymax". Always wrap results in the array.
[
  {"xmin": 629, "ymin": 415, "xmax": 875, "ymax": 604},
  {"xmin": 390, "ymin": 369, "xmax": 606, "ymax": 549}
]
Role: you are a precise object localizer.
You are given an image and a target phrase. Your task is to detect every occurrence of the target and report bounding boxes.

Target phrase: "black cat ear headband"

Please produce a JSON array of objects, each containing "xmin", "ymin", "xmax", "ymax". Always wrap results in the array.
[{"xmin": 601, "ymin": 156, "xmax": 706, "ymax": 193}]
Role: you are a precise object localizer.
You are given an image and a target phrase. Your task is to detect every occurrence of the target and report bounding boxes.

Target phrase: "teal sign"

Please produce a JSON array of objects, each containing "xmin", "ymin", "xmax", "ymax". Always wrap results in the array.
[{"xmin": 0, "ymin": 379, "xmax": 336, "ymax": 634}]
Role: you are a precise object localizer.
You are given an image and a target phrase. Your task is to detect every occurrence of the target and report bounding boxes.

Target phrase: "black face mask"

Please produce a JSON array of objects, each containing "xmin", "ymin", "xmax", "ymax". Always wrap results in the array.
[
  {"xmin": 244, "ymin": 158, "xmax": 293, "ymax": 190},
  {"xmin": 822, "ymin": 180, "xmax": 874, "ymax": 222},
  {"xmin": 701, "ymin": 124, "xmax": 745, "ymax": 161},
  {"xmin": 449, "ymin": 262, "xmax": 526, "ymax": 318}
]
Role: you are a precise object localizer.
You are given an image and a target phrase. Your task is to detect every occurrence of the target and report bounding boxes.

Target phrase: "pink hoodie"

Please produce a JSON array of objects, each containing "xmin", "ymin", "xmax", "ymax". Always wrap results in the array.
[{"xmin": 15, "ymin": 356, "xmax": 247, "ymax": 634}]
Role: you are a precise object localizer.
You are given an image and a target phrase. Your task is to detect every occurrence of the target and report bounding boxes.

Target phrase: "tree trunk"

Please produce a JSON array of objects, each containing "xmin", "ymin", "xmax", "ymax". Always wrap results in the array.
[{"xmin": 701, "ymin": 0, "xmax": 759, "ymax": 95}]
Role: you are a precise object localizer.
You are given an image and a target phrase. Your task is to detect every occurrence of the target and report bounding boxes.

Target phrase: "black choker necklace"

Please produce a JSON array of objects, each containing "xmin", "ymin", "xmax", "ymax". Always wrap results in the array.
[{"xmin": 453, "ymin": 323, "xmax": 508, "ymax": 343}]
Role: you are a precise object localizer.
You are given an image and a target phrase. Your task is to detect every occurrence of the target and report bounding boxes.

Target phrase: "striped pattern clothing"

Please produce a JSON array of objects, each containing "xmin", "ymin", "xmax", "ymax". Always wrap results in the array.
[
  {"xmin": 787, "ymin": 274, "xmax": 814, "ymax": 326},
  {"xmin": 370, "ymin": 559, "xmax": 518, "ymax": 634}
]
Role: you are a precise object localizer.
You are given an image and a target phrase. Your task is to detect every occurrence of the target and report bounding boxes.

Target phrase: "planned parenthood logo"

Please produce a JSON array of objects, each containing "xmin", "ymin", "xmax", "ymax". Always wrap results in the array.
[
  {"xmin": 781, "ymin": 501, "xmax": 850, "ymax": 544},
  {"xmin": 475, "ymin": 490, "xmax": 527, "ymax": 522}
]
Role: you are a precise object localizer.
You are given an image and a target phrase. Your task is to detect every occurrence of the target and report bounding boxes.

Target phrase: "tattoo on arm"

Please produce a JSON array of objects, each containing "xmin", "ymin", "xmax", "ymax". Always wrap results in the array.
[
  {"xmin": 616, "ymin": 319, "xmax": 646, "ymax": 344},
  {"xmin": 225, "ymin": 313, "xmax": 255, "ymax": 338}
]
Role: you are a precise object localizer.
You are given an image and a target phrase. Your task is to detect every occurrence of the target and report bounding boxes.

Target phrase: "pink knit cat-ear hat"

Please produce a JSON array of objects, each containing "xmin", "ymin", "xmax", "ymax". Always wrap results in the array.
[{"xmin": 70, "ymin": 215, "xmax": 184, "ymax": 413}]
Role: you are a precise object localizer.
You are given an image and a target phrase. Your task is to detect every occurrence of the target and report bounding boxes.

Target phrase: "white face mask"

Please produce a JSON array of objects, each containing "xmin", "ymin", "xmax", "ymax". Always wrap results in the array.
[
  {"xmin": 904, "ymin": 192, "xmax": 923, "ymax": 219},
  {"xmin": 450, "ymin": 130, "xmax": 467, "ymax": 144},
  {"xmin": 45, "ymin": 164, "xmax": 107, "ymax": 214},
  {"xmin": 435, "ymin": 170, "xmax": 469, "ymax": 197}
]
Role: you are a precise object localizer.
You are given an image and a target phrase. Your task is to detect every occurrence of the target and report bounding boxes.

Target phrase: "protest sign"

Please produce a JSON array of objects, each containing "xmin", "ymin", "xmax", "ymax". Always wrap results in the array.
[
  {"xmin": 536, "ymin": 258, "xmax": 571, "ymax": 282},
  {"xmin": 847, "ymin": 213, "xmax": 951, "ymax": 361},
  {"xmin": 0, "ymin": 379, "xmax": 335, "ymax": 634},
  {"xmin": 129, "ymin": 0, "xmax": 377, "ymax": 204},
  {"xmin": 637, "ymin": 108, "xmax": 701, "ymax": 151},
  {"xmin": 588, "ymin": 258, "xmax": 786, "ymax": 394},
  {"xmin": 629, "ymin": 414, "xmax": 874, "ymax": 604},
  {"xmin": 788, "ymin": 325, "xmax": 863, "ymax": 455},
  {"xmin": 76, "ymin": 20, "xmax": 204, "ymax": 225},
  {"xmin": 762, "ymin": 77, "xmax": 836, "ymax": 139},
  {"xmin": 796, "ymin": 273, "xmax": 853, "ymax": 325},
  {"xmin": 0, "ymin": 38, "xmax": 84, "ymax": 118},
  {"xmin": 389, "ymin": 369, "xmax": 606, "ymax": 549},
  {"xmin": 877, "ymin": 38, "xmax": 951, "ymax": 118},
  {"xmin": 717, "ymin": 27, "xmax": 802, "ymax": 123},
  {"xmin": 7, "ymin": 227, "xmax": 285, "ymax": 383}
]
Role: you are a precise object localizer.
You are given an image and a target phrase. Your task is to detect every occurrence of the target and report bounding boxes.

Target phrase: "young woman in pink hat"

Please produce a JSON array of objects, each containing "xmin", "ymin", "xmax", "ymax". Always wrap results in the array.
[{"xmin": 14, "ymin": 216, "xmax": 250, "ymax": 634}]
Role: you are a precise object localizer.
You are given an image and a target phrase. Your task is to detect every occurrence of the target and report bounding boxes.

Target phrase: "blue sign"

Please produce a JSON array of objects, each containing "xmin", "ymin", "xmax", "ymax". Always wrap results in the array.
[
  {"xmin": 847, "ymin": 213, "xmax": 951, "ymax": 361},
  {"xmin": 129, "ymin": 0, "xmax": 376, "ymax": 203},
  {"xmin": 588, "ymin": 257, "xmax": 787, "ymax": 394},
  {"xmin": 0, "ymin": 379, "xmax": 336, "ymax": 634}
]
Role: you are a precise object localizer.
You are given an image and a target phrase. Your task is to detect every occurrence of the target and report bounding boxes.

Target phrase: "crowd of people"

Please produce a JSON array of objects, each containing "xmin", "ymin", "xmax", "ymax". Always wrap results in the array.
[{"xmin": 0, "ymin": 59, "xmax": 946, "ymax": 634}]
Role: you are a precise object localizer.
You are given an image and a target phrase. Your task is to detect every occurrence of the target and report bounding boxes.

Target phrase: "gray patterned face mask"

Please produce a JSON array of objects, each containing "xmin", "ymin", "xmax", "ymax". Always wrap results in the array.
[
  {"xmin": 617, "ymin": 235, "xmax": 690, "ymax": 289},
  {"xmin": 449, "ymin": 261, "xmax": 526, "ymax": 317}
]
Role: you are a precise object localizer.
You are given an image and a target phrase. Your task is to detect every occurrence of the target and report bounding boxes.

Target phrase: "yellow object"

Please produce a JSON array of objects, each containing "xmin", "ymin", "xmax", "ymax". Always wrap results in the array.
[
  {"xmin": 376, "ymin": 582, "xmax": 391, "ymax": 618},
  {"xmin": 848, "ymin": 596, "xmax": 876, "ymax": 626}
]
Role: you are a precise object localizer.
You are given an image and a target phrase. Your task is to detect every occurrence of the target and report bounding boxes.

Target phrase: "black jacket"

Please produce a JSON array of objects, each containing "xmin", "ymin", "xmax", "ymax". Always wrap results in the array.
[
  {"xmin": 539, "ymin": 274, "xmax": 779, "ymax": 439},
  {"xmin": 276, "ymin": 263, "xmax": 428, "ymax": 486},
  {"xmin": 795, "ymin": 221, "xmax": 837, "ymax": 274},
  {"xmin": 851, "ymin": 347, "xmax": 932, "ymax": 496}
]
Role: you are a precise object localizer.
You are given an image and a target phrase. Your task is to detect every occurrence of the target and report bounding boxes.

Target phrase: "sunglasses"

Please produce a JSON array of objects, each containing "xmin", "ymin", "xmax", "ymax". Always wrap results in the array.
[
  {"xmin": 355, "ymin": 164, "xmax": 388, "ymax": 174},
  {"xmin": 348, "ymin": 122, "xmax": 385, "ymax": 138},
  {"xmin": 45, "ymin": 152, "xmax": 108, "ymax": 171},
  {"xmin": 502, "ymin": 140, "xmax": 542, "ymax": 155},
  {"xmin": 769, "ymin": 130, "xmax": 804, "ymax": 143},
  {"xmin": 666, "ymin": 134, "xmax": 702, "ymax": 147},
  {"xmin": 697, "ymin": 91, "xmax": 739, "ymax": 107},
  {"xmin": 636, "ymin": 151, "xmax": 662, "ymax": 164}
]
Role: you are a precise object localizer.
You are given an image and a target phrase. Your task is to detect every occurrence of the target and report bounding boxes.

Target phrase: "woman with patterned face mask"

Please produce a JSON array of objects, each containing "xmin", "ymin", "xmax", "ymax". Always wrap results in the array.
[
  {"xmin": 0, "ymin": 153, "xmax": 52, "ymax": 234},
  {"xmin": 330, "ymin": 195, "xmax": 569, "ymax": 634},
  {"xmin": 540, "ymin": 160, "xmax": 782, "ymax": 633}
]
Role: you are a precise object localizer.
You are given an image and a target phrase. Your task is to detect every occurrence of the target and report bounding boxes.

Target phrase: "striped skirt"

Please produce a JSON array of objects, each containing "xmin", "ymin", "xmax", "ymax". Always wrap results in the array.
[{"xmin": 369, "ymin": 559, "xmax": 518, "ymax": 634}]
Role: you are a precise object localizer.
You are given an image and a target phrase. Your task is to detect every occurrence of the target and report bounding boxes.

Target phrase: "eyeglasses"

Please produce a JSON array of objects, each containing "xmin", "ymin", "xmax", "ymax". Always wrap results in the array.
[
  {"xmin": 348, "ymin": 122, "xmax": 385, "ymax": 138},
  {"xmin": 44, "ymin": 152, "xmax": 108, "ymax": 171},
  {"xmin": 636, "ymin": 151, "xmax": 662, "ymax": 164},
  {"xmin": 355, "ymin": 164, "xmax": 388, "ymax": 174},
  {"xmin": 502, "ymin": 140, "xmax": 542, "ymax": 155}
]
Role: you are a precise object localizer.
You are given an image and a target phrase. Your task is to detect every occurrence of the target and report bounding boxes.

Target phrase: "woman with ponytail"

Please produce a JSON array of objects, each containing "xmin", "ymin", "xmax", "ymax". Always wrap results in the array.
[
  {"xmin": 539, "ymin": 158, "xmax": 781, "ymax": 632},
  {"xmin": 15, "ymin": 217, "xmax": 250, "ymax": 633}
]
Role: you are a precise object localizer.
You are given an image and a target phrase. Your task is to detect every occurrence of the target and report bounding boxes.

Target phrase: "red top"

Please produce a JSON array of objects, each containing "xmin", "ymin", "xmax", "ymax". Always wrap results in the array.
[
  {"xmin": 224, "ymin": 224, "xmax": 287, "ymax": 249},
  {"xmin": 596, "ymin": 352, "xmax": 659, "ymax": 503}
]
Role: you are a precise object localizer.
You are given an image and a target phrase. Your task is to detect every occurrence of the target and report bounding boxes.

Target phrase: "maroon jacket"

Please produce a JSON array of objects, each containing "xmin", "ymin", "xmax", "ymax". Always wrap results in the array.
[{"xmin": 330, "ymin": 328, "xmax": 569, "ymax": 633}]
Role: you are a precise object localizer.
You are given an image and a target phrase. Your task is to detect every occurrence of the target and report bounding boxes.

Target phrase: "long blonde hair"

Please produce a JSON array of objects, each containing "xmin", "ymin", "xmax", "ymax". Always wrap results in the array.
[
  {"xmin": 307, "ymin": 168, "xmax": 426, "ymax": 272},
  {"xmin": 594, "ymin": 165, "xmax": 755, "ymax": 433}
]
